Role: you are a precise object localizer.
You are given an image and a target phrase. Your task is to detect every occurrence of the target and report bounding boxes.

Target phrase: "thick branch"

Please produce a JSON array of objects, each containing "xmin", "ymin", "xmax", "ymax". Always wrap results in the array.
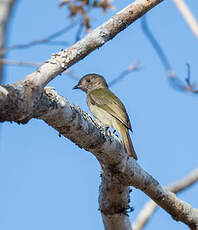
[
  {"xmin": 99, "ymin": 168, "xmax": 132, "ymax": 230},
  {"xmin": 38, "ymin": 89, "xmax": 198, "ymax": 230},
  {"xmin": 23, "ymin": 0, "xmax": 163, "ymax": 88},
  {"xmin": 0, "ymin": 0, "xmax": 163, "ymax": 123},
  {"xmin": 1, "ymin": 83, "xmax": 197, "ymax": 229},
  {"xmin": 133, "ymin": 169, "xmax": 198, "ymax": 230}
]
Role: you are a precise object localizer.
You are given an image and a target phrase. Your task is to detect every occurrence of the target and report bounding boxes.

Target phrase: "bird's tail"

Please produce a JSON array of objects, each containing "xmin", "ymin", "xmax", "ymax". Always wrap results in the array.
[{"xmin": 120, "ymin": 127, "xmax": 138, "ymax": 160}]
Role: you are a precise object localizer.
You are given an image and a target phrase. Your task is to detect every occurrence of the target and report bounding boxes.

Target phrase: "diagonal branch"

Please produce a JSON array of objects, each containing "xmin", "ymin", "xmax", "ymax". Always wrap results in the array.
[
  {"xmin": 23, "ymin": 0, "xmax": 163, "ymax": 89},
  {"xmin": 0, "ymin": 22, "xmax": 78, "ymax": 55},
  {"xmin": 108, "ymin": 61, "xmax": 142, "ymax": 87},
  {"xmin": 0, "ymin": 0, "xmax": 164, "ymax": 124},
  {"xmin": 35, "ymin": 90, "xmax": 198, "ymax": 230},
  {"xmin": 172, "ymin": 0, "xmax": 198, "ymax": 39},
  {"xmin": 4, "ymin": 1, "xmax": 198, "ymax": 230},
  {"xmin": 0, "ymin": 58, "xmax": 41, "ymax": 67},
  {"xmin": 1, "ymin": 83, "xmax": 198, "ymax": 229},
  {"xmin": 141, "ymin": 15, "xmax": 198, "ymax": 93},
  {"xmin": 132, "ymin": 168, "xmax": 198, "ymax": 230}
]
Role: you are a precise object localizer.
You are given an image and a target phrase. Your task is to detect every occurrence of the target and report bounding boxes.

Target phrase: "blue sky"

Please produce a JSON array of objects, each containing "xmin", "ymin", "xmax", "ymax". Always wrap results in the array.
[{"xmin": 0, "ymin": 0, "xmax": 198, "ymax": 230}]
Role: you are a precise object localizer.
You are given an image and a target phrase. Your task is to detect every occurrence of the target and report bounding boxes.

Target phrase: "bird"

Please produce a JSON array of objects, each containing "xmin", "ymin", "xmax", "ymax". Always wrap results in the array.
[{"xmin": 73, "ymin": 73, "xmax": 137, "ymax": 160}]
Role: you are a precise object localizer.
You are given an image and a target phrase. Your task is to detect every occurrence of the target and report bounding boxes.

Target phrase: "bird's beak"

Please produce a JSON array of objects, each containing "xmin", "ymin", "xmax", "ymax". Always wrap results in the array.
[{"xmin": 72, "ymin": 84, "xmax": 79, "ymax": 90}]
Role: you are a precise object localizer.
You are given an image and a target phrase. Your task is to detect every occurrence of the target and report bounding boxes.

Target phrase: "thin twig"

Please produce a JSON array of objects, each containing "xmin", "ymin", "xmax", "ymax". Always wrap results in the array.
[
  {"xmin": 0, "ymin": 22, "xmax": 79, "ymax": 55},
  {"xmin": 132, "ymin": 168, "xmax": 198, "ymax": 230},
  {"xmin": 1, "ymin": 57, "xmax": 142, "ymax": 85},
  {"xmin": 109, "ymin": 61, "xmax": 142, "ymax": 87},
  {"xmin": 75, "ymin": 21, "xmax": 84, "ymax": 42},
  {"xmin": 141, "ymin": 16, "xmax": 198, "ymax": 93},
  {"xmin": 0, "ymin": 58, "xmax": 79, "ymax": 81},
  {"xmin": 0, "ymin": 58, "xmax": 41, "ymax": 67},
  {"xmin": 172, "ymin": 0, "xmax": 198, "ymax": 38},
  {"xmin": 64, "ymin": 69, "xmax": 79, "ymax": 81}
]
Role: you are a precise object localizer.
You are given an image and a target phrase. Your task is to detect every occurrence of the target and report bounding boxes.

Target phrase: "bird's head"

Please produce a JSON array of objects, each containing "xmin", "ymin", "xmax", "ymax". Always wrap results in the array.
[{"xmin": 73, "ymin": 73, "xmax": 108, "ymax": 93}]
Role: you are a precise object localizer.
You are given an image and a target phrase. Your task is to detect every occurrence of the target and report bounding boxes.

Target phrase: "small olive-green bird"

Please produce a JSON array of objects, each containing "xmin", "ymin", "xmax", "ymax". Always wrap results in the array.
[{"xmin": 73, "ymin": 73, "xmax": 137, "ymax": 160}]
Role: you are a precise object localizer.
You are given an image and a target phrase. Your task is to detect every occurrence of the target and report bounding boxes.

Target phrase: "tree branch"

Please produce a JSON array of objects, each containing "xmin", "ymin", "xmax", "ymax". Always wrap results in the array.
[
  {"xmin": 0, "ymin": 0, "xmax": 17, "ymax": 83},
  {"xmin": 35, "ymin": 90, "xmax": 198, "ymax": 230},
  {"xmin": 172, "ymin": 0, "xmax": 198, "ymax": 39},
  {"xmin": 141, "ymin": 16, "xmax": 198, "ymax": 94},
  {"xmin": 0, "ymin": 58, "xmax": 41, "ymax": 67},
  {"xmin": 5, "ymin": 1, "xmax": 198, "ymax": 230},
  {"xmin": 0, "ymin": 0, "xmax": 164, "ymax": 124},
  {"xmin": 108, "ymin": 61, "xmax": 142, "ymax": 87},
  {"xmin": 133, "ymin": 168, "xmax": 198, "ymax": 230},
  {"xmin": 99, "ymin": 167, "xmax": 133, "ymax": 230},
  {"xmin": 0, "ymin": 22, "xmax": 79, "ymax": 55},
  {"xmin": 23, "ymin": 0, "xmax": 163, "ymax": 89},
  {"xmin": 1, "ymin": 83, "xmax": 198, "ymax": 229}
]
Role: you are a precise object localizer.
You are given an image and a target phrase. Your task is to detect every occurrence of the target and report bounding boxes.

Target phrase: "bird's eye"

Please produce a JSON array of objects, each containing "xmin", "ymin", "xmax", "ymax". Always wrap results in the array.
[{"xmin": 86, "ymin": 79, "xmax": 91, "ymax": 83}]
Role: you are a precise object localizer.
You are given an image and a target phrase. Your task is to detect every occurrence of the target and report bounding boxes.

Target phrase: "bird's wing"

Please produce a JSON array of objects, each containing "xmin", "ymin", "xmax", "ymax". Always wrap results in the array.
[{"xmin": 88, "ymin": 88, "xmax": 132, "ymax": 131}]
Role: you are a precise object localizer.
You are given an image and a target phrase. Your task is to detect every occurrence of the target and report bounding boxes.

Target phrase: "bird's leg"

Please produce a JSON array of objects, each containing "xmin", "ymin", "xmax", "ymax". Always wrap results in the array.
[
  {"xmin": 104, "ymin": 126, "xmax": 111, "ymax": 136},
  {"xmin": 113, "ymin": 129, "xmax": 119, "ymax": 138}
]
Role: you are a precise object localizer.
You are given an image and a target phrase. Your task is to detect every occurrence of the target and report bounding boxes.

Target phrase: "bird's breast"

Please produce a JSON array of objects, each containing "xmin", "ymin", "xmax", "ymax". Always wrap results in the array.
[
  {"xmin": 88, "ymin": 103, "xmax": 113, "ymax": 127},
  {"xmin": 87, "ymin": 101, "xmax": 121, "ymax": 133}
]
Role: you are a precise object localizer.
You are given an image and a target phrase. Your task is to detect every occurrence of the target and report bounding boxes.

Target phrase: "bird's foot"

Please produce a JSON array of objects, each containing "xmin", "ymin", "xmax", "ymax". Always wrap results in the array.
[
  {"xmin": 113, "ymin": 129, "xmax": 119, "ymax": 138},
  {"xmin": 104, "ymin": 126, "xmax": 111, "ymax": 136}
]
